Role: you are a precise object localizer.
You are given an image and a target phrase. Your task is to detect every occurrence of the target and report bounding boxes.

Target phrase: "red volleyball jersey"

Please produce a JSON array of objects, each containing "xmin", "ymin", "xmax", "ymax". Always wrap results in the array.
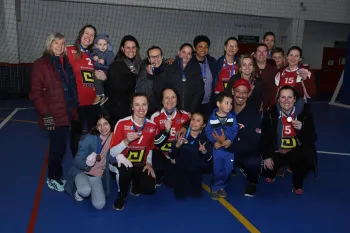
[
  {"xmin": 66, "ymin": 45, "xmax": 96, "ymax": 106},
  {"xmin": 214, "ymin": 59, "xmax": 239, "ymax": 93},
  {"xmin": 275, "ymin": 67, "xmax": 314, "ymax": 101},
  {"xmin": 280, "ymin": 111, "xmax": 297, "ymax": 150},
  {"xmin": 151, "ymin": 109, "xmax": 190, "ymax": 155},
  {"xmin": 277, "ymin": 69, "xmax": 299, "ymax": 88},
  {"xmin": 110, "ymin": 116, "xmax": 158, "ymax": 166}
]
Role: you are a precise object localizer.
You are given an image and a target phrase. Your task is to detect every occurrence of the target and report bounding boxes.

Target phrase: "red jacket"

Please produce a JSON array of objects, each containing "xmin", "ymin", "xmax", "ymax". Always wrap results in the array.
[{"xmin": 29, "ymin": 55, "xmax": 77, "ymax": 128}]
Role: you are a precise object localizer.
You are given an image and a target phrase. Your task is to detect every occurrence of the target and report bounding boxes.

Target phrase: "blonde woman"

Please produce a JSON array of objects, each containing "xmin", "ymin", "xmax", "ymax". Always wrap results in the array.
[{"xmin": 29, "ymin": 33, "xmax": 78, "ymax": 192}]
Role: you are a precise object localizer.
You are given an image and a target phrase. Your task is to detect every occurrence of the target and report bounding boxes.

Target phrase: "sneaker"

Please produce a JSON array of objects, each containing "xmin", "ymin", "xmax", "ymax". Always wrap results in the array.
[
  {"xmin": 265, "ymin": 177, "xmax": 275, "ymax": 183},
  {"xmin": 210, "ymin": 191, "xmax": 219, "ymax": 200},
  {"xmin": 130, "ymin": 185, "xmax": 140, "ymax": 196},
  {"xmin": 244, "ymin": 182, "xmax": 256, "ymax": 197},
  {"xmin": 47, "ymin": 178, "xmax": 64, "ymax": 192},
  {"xmin": 292, "ymin": 187, "xmax": 303, "ymax": 195},
  {"xmin": 113, "ymin": 197, "xmax": 126, "ymax": 210},
  {"xmin": 155, "ymin": 177, "xmax": 163, "ymax": 187},
  {"xmin": 74, "ymin": 190, "xmax": 84, "ymax": 201},
  {"xmin": 92, "ymin": 96, "xmax": 102, "ymax": 105},
  {"xmin": 218, "ymin": 188, "xmax": 227, "ymax": 198},
  {"xmin": 99, "ymin": 96, "xmax": 108, "ymax": 106}
]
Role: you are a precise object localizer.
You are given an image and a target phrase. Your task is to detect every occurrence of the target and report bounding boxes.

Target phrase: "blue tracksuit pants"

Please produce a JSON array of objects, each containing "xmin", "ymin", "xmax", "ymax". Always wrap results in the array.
[{"xmin": 211, "ymin": 149, "xmax": 233, "ymax": 192}]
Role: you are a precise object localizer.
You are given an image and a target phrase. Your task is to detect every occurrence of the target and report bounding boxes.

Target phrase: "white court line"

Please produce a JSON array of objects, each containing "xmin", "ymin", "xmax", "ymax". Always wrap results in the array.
[
  {"xmin": 317, "ymin": 150, "xmax": 350, "ymax": 156},
  {"xmin": 0, "ymin": 108, "xmax": 19, "ymax": 130}
]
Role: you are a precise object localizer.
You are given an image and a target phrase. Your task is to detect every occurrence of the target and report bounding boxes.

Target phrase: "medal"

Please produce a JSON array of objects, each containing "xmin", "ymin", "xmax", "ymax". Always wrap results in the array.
[
  {"xmin": 183, "ymin": 139, "xmax": 188, "ymax": 144},
  {"xmin": 96, "ymin": 154, "xmax": 101, "ymax": 162},
  {"xmin": 182, "ymin": 77, "xmax": 186, "ymax": 82},
  {"xmin": 137, "ymin": 130, "xmax": 142, "ymax": 136},
  {"xmin": 287, "ymin": 117, "xmax": 292, "ymax": 123}
]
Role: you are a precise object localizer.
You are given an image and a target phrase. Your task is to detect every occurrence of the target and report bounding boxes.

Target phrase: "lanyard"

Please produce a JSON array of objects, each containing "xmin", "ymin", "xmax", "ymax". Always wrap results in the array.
[
  {"xmin": 80, "ymin": 45, "xmax": 90, "ymax": 55},
  {"xmin": 224, "ymin": 58, "xmax": 235, "ymax": 78},
  {"xmin": 281, "ymin": 107, "xmax": 295, "ymax": 123},
  {"xmin": 164, "ymin": 107, "xmax": 176, "ymax": 119},
  {"xmin": 184, "ymin": 127, "xmax": 195, "ymax": 145},
  {"xmin": 132, "ymin": 117, "xmax": 147, "ymax": 136},
  {"xmin": 178, "ymin": 58, "xmax": 187, "ymax": 82},
  {"xmin": 200, "ymin": 57, "xmax": 207, "ymax": 80},
  {"xmin": 97, "ymin": 133, "xmax": 111, "ymax": 154}
]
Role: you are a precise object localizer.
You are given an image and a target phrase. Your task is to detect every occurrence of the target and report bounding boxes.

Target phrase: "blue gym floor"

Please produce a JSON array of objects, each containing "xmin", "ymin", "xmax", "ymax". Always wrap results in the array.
[{"xmin": 0, "ymin": 99, "xmax": 349, "ymax": 233}]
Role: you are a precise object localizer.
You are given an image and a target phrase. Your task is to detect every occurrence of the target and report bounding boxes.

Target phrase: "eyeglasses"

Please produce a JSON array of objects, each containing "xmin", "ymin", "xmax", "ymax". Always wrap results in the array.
[{"xmin": 149, "ymin": 54, "xmax": 162, "ymax": 59}]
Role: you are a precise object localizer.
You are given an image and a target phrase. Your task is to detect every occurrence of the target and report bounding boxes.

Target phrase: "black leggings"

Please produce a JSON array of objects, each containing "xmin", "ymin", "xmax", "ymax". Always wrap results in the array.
[
  {"xmin": 70, "ymin": 105, "xmax": 101, "ymax": 157},
  {"xmin": 48, "ymin": 126, "xmax": 69, "ymax": 180},
  {"xmin": 117, "ymin": 165, "xmax": 156, "ymax": 198},
  {"xmin": 264, "ymin": 145, "xmax": 316, "ymax": 189}
]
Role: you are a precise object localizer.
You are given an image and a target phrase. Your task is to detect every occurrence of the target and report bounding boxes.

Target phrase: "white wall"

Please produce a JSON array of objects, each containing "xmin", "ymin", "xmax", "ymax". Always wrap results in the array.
[
  {"xmin": 63, "ymin": 0, "xmax": 350, "ymax": 24},
  {"xmin": 0, "ymin": 0, "xmax": 349, "ymax": 69},
  {"xmin": 16, "ymin": 0, "xmax": 280, "ymax": 62},
  {"xmin": 303, "ymin": 21, "xmax": 350, "ymax": 69}
]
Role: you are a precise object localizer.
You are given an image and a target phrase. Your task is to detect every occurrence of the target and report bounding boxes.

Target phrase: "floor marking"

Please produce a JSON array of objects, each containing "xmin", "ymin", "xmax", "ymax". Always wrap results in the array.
[
  {"xmin": 317, "ymin": 150, "xmax": 350, "ymax": 156},
  {"xmin": 0, "ymin": 118, "xmax": 38, "ymax": 124},
  {"xmin": 26, "ymin": 146, "xmax": 49, "ymax": 233},
  {"xmin": 202, "ymin": 183, "xmax": 261, "ymax": 233},
  {"xmin": 0, "ymin": 108, "xmax": 19, "ymax": 130}
]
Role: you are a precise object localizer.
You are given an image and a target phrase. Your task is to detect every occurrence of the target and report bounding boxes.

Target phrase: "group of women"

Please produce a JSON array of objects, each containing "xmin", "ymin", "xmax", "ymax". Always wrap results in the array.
[{"xmin": 29, "ymin": 24, "xmax": 318, "ymax": 210}]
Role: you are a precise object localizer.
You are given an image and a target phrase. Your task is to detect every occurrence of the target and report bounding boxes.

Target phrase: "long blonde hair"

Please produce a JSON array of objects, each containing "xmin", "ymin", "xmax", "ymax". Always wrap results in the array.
[{"xmin": 43, "ymin": 32, "xmax": 66, "ymax": 56}]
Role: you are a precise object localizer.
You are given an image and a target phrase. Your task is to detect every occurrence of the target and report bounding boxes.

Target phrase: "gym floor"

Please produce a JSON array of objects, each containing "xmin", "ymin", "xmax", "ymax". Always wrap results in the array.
[{"xmin": 0, "ymin": 99, "xmax": 349, "ymax": 233}]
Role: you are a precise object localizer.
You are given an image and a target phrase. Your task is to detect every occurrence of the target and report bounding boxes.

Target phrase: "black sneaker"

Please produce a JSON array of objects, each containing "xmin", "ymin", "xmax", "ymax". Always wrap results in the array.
[
  {"xmin": 130, "ymin": 185, "xmax": 141, "ymax": 196},
  {"xmin": 113, "ymin": 197, "xmax": 126, "ymax": 210},
  {"xmin": 155, "ymin": 177, "xmax": 163, "ymax": 187},
  {"xmin": 244, "ymin": 182, "xmax": 256, "ymax": 197}
]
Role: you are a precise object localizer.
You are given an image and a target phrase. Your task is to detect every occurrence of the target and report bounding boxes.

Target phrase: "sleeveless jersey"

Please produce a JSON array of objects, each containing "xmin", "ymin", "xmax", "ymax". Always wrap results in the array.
[{"xmin": 66, "ymin": 45, "xmax": 96, "ymax": 106}]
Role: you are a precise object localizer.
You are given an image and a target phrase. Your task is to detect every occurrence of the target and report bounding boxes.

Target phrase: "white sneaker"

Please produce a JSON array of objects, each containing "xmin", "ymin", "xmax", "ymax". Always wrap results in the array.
[
  {"xmin": 74, "ymin": 190, "xmax": 84, "ymax": 201},
  {"xmin": 47, "ymin": 178, "xmax": 64, "ymax": 192}
]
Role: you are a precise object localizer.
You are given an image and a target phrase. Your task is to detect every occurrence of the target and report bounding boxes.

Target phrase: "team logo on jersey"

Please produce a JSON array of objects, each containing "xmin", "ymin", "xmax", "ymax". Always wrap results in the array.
[
  {"xmin": 124, "ymin": 125, "xmax": 133, "ymax": 131},
  {"xmin": 71, "ymin": 50, "xmax": 77, "ymax": 54},
  {"xmin": 80, "ymin": 70, "xmax": 95, "ymax": 88},
  {"xmin": 127, "ymin": 148, "xmax": 146, "ymax": 163},
  {"xmin": 281, "ymin": 137, "xmax": 297, "ymax": 149}
]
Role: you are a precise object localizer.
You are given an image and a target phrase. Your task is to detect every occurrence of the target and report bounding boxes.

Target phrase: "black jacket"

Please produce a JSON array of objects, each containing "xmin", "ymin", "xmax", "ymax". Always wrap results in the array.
[
  {"xmin": 136, "ymin": 58, "xmax": 167, "ymax": 113},
  {"xmin": 104, "ymin": 60, "xmax": 137, "ymax": 120},
  {"xmin": 164, "ymin": 57, "xmax": 204, "ymax": 112}
]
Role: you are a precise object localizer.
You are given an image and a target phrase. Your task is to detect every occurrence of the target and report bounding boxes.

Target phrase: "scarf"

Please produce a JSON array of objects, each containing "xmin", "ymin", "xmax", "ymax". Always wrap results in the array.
[
  {"xmin": 124, "ymin": 57, "xmax": 139, "ymax": 75},
  {"xmin": 276, "ymin": 98, "xmax": 305, "ymax": 151}
]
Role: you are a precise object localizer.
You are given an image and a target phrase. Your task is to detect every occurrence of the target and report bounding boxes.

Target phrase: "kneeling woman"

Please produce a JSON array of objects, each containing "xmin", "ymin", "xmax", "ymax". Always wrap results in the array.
[
  {"xmin": 64, "ymin": 109, "xmax": 113, "ymax": 210},
  {"xmin": 260, "ymin": 85, "xmax": 317, "ymax": 194},
  {"xmin": 109, "ymin": 93, "xmax": 158, "ymax": 210}
]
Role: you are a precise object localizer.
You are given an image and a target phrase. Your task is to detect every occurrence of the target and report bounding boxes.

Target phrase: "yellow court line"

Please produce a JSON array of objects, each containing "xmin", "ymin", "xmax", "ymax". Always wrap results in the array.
[
  {"xmin": 0, "ymin": 118, "xmax": 38, "ymax": 124},
  {"xmin": 202, "ymin": 183, "xmax": 261, "ymax": 233}
]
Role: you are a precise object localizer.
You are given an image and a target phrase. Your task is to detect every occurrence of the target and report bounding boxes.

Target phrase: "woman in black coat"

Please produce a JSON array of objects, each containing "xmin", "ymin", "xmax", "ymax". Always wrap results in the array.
[
  {"xmin": 104, "ymin": 35, "xmax": 141, "ymax": 123},
  {"xmin": 260, "ymin": 85, "xmax": 317, "ymax": 194}
]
